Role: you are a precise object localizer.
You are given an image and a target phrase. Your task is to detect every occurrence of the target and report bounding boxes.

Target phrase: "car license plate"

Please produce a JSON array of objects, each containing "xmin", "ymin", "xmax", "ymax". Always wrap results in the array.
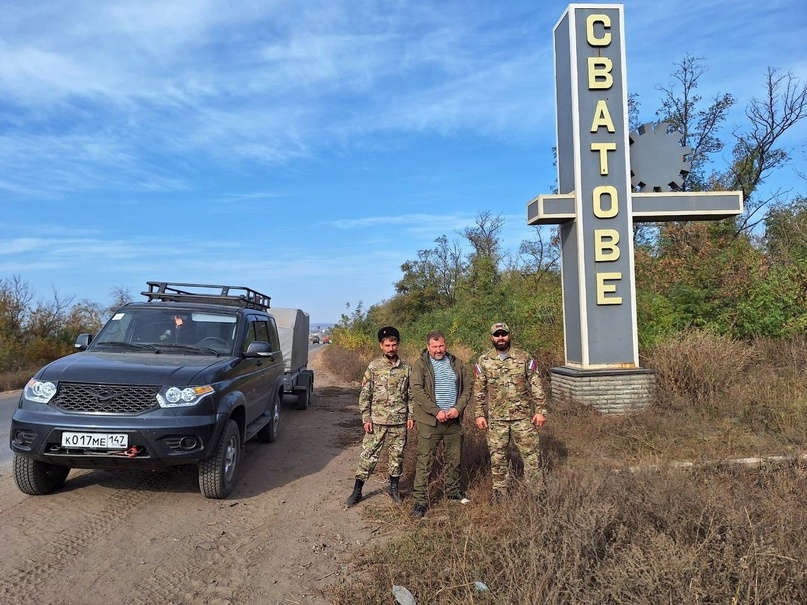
[{"xmin": 61, "ymin": 432, "xmax": 128, "ymax": 449}]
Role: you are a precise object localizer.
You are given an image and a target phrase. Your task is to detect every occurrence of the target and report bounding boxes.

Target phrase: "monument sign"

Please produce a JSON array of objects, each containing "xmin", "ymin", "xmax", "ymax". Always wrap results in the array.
[{"xmin": 528, "ymin": 4, "xmax": 743, "ymax": 412}]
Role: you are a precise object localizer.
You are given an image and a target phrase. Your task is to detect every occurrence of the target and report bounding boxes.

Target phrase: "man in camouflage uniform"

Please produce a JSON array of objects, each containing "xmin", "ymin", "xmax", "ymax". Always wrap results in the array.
[
  {"xmin": 473, "ymin": 322, "xmax": 547, "ymax": 500},
  {"xmin": 345, "ymin": 326, "xmax": 413, "ymax": 506}
]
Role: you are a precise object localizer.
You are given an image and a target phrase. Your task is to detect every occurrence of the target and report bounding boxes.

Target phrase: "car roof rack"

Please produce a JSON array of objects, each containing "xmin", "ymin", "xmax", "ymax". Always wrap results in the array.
[{"xmin": 142, "ymin": 281, "xmax": 271, "ymax": 311}]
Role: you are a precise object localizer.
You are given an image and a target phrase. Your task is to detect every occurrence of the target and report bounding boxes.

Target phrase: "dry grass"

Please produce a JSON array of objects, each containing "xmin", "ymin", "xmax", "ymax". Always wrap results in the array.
[
  {"xmin": 0, "ymin": 367, "xmax": 37, "ymax": 392},
  {"xmin": 647, "ymin": 328, "xmax": 755, "ymax": 408},
  {"xmin": 320, "ymin": 342, "xmax": 375, "ymax": 385},
  {"xmin": 333, "ymin": 462, "xmax": 806, "ymax": 605},
  {"xmin": 324, "ymin": 333, "xmax": 807, "ymax": 604}
]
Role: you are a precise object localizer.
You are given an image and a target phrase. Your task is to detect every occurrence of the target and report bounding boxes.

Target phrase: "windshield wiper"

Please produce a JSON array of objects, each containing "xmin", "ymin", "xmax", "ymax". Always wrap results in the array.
[
  {"xmin": 93, "ymin": 341, "xmax": 159, "ymax": 352},
  {"xmin": 151, "ymin": 343, "xmax": 222, "ymax": 356}
]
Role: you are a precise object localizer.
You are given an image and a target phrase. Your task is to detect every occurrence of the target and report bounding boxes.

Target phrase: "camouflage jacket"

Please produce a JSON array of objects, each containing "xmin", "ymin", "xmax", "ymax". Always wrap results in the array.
[
  {"xmin": 359, "ymin": 356, "xmax": 411, "ymax": 425},
  {"xmin": 473, "ymin": 347, "xmax": 546, "ymax": 421}
]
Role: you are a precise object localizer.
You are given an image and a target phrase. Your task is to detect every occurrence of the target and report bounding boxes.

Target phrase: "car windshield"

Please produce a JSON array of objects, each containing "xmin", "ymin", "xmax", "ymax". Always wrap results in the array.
[{"xmin": 91, "ymin": 307, "xmax": 238, "ymax": 355}]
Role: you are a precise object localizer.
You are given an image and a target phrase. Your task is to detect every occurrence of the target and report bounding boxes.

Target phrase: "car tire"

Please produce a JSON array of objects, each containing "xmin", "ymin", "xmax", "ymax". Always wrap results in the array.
[
  {"xmin": 297, "ymin": 381, "xmax": 311, "ymax": 410},
  {"xmin": 199, "ymin": 420, "xmax": 240, "ymax": 499},
  {"xmin": 256, "ymin": 399, "xmax": 280, "ymax": 443},
  {"xmin": 13, "ymin": 455, "xmax": 70, "ymax": 495}
]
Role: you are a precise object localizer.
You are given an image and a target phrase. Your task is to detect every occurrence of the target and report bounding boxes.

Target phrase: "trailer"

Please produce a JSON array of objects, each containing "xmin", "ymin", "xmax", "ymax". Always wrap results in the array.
[{"xmin": 272, "ymin": 307, "xmax": 315, "ymax": 410}]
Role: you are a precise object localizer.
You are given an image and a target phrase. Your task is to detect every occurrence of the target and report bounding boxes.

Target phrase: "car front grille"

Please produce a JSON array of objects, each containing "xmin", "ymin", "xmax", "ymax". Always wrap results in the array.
[{"xmin": 52, "ymin": 383, "xmax": 161, "ymax": 414}]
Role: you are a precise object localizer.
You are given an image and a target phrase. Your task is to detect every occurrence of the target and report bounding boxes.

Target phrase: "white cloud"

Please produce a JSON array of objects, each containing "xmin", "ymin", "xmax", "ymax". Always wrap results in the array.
[{"xmin": 1, "ymin": 0, "xmax": 804, "ymax": 322}]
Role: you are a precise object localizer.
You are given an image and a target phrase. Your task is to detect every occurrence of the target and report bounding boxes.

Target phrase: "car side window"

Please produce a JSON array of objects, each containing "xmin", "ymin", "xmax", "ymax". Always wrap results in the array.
[
  {"xmin": 255, "ymin": 320, "xmax": 270, "ymax": 345},
  {"xmin": 241, "ymin": 316, "xmax": 280, "ymax": 354},
  {"xmin": 242, "ymin": 321, "xmax": 257, "ymax": 353},
  {"xmin": 266, "ymin": 317, "xmax": 281, "ymax": 353}
]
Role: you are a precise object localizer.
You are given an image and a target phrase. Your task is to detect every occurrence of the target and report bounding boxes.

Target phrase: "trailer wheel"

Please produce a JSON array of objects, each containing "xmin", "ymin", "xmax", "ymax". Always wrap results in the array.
[{"xmin": 297, "ymin": 379, "xmax": 312, "ymax": 410}]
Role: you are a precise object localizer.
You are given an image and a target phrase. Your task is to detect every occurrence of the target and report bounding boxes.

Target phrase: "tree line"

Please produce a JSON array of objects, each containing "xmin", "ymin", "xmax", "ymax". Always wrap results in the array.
[
  {"xmin": 335, "ymin": 57, "xmax": 807, "ymax": 356},
  {"xmin": 0, "ymin": 277, "xmax": 132, "ymax": 376}
]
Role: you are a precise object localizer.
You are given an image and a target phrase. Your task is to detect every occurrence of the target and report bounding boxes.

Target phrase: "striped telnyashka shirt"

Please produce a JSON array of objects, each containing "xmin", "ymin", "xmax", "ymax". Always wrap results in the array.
[{"xmin": 430, "ymin": 356, "xmax": 457, "ymax": 411}]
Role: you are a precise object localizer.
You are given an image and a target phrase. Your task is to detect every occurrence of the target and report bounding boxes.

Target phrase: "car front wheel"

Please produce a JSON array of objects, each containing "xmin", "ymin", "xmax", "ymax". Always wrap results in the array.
[
  {"xmin": 199, "ymin": 420, "xmax": 240, "ymax": 499},
  {"xmin": 13, "ymin": 455, "xmax": 70, "ymax": 495}
]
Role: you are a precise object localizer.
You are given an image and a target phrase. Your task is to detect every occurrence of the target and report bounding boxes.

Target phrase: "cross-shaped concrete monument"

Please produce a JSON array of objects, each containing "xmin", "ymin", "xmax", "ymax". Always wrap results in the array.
[{"xmin": 528, "ymin": 4, "xmax": 743, "ymax": 413}]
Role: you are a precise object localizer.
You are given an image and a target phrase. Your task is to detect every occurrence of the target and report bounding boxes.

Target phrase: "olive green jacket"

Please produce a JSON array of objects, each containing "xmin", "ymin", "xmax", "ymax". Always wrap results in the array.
[{"xmin": 410, "ymin": 349, "xmax": 472, "ymax": 428}]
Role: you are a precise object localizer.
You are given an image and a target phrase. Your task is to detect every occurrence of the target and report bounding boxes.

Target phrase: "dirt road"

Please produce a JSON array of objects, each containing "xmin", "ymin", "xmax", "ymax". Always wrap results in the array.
[{"xmin": 0, "ymin": 350, "xmax": 382, "ymax": 605}]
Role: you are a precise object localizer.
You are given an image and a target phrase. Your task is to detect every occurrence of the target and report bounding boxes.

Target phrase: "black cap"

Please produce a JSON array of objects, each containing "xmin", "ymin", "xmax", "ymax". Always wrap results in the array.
[{"xmin": 378, "ymin": 326, "xmax": 400, "ymax": 342}]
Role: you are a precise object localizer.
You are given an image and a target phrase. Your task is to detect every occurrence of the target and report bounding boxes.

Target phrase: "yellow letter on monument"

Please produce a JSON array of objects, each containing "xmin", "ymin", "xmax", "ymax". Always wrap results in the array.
[
  {"xmin": 596, "ymin": 272, "xmax": 623, "ymax": 305},
  {"xmin": 592, "ymin": 185, "xmax": 619, "ymax": 218},
  {"xmin": 591, "ymin": 142, "xmax": 617, "ymax": 175},
  {"xmin": 586, "ymin": 14, "xmax": 611, "ymax": 46},
  {"xmin": 594, "ymin": 229, "xmax": 621, "ymax": 261},
  {"xmin": 588, "ymin": 57, "xmax": 613, "ymax": 90},
  {"xmin": 590, "ymin": 100, "xmax": 615, "ymax": 133}
]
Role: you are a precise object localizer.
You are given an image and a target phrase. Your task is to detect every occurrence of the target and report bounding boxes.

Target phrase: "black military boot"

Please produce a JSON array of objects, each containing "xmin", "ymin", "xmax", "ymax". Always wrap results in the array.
[
  {"xmin": 345, "ymin": 478, "xmax": 364, "ymax": 506},
  {"xmin": 389, "ymin": 476, "xmax": 402, "ymax": 503}
]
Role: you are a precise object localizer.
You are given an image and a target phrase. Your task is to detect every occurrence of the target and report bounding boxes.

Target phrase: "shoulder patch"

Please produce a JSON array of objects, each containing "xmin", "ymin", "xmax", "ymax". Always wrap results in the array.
[
  {"xmin": 474, "ymin": 364, "xmax": 483, "ymax": 377},
  {"xmin": 527, "ymin": 359, "xmax": 538, "ymax": 373}
]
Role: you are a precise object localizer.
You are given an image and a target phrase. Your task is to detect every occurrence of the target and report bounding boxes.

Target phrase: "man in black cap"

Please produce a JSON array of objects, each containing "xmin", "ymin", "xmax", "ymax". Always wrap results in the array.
[{"xmin": 345, "ymin": 326, "xmax": 413, "ymax": 506}]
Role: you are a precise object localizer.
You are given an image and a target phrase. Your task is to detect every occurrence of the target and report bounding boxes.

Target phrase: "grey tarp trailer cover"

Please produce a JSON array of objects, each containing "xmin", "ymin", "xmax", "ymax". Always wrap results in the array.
[{"xmin": 272, "ymin": 307, "xmax": 310, "ymax": 374}]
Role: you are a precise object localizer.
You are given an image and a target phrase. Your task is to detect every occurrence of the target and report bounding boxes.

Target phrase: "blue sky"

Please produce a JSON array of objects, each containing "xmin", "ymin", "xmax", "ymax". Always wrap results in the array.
[{"xmin": 2, "ymin": 0, "xmax": 805, "ymax": 324}]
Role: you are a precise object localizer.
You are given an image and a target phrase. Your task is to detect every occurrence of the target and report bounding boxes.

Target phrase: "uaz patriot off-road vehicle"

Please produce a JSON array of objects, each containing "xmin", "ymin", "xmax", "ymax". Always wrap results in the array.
[{"xmin": 9, "ymin": 282, "xmax": 290, "ymax": 499}]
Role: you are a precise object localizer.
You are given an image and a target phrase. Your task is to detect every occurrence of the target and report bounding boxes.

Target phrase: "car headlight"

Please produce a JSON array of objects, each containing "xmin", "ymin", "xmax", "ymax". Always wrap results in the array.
[
  {"xmin": 24, "ymin": 379, "xmax": 58, "ymax": 404},
  {"xmin": 156, "ymin": 385, "xmax": 214, "ymax": 408}
]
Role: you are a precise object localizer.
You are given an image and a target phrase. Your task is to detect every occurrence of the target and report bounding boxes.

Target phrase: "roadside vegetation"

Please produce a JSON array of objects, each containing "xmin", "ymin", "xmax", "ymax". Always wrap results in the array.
[
  {"xmin": 0, "ymin": 277, "xmax": 132, "ymax": 391},
  {"xmin": 1, "ymin": 56, "xmax": 806, "ymax": 603},
  {"xmin": 322, "ymin": 60, "xmax": 807, "ymax": 603},
  {"xmin": 322, "ymin": 333, "xmax": 806, "ymax": 604}
]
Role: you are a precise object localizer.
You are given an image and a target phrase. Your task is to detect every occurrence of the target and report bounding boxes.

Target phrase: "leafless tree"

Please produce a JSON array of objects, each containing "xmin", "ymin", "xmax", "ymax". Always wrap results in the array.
[{"xmin": 728, "ymin": 67, "xmax": 807, "ymax": 233}]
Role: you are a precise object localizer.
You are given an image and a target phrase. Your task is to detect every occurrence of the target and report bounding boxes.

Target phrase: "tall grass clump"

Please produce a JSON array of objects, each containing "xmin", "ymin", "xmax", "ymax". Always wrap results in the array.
[
  {"xmin": 645, "ymin": 331, "xmax": 807, "ymax": 450},
  {"xmin": 728, "ymin": 336, "xmax": 807, "ymax": 442},
  {"xmin": 646, "ymin": 328, "xmax": 754, "ymax": 409},
  {"xmin": 320, "ymin": 342, "xmax": 375, "ymax": 385}
]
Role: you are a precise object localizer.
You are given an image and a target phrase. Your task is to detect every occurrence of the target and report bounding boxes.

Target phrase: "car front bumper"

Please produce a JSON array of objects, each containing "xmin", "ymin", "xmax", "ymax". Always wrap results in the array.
[{"xmin": 10, "ymin": 407, "xmax": 224, "ymax": 470}]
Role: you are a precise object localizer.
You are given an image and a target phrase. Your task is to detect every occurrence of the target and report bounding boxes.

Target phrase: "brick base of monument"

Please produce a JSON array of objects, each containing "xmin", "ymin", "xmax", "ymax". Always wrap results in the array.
[{"xmin": 549, "ymin": 366, "xmax": 656, "ymax": 414}]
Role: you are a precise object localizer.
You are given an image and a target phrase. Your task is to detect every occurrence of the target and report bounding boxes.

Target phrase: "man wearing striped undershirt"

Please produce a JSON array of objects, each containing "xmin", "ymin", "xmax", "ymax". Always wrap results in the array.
[{"xmin": 409, "ymin": 330, "xmax": 473, "ymax": 518}]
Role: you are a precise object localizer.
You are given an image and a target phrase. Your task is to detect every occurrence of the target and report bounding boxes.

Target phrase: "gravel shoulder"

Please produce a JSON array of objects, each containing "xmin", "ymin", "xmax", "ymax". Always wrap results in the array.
[{"xmin": 0, "ymin": 348, "xmax": 382, "ymax": 605}]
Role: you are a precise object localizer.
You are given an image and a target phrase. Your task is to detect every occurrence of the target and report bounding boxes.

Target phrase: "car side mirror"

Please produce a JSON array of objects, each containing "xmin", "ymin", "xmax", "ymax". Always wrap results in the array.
[
  {"xmin": 75, "ymin": 333, "xmax": 93, "ymax": 350},
  {"xmin": 244, "ymin": 341, "xmax": 272, "ymax": 357}
]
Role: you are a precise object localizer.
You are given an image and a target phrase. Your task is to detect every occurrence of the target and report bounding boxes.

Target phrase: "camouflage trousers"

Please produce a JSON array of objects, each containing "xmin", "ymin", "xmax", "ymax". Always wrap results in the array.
[
  {"xmin": 486, "ymin": 418, "xmax": 543, "ymax": 492},
  {"xmin": 355, "ymin": 424, "xmax": 407, "ymax": 481}
]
